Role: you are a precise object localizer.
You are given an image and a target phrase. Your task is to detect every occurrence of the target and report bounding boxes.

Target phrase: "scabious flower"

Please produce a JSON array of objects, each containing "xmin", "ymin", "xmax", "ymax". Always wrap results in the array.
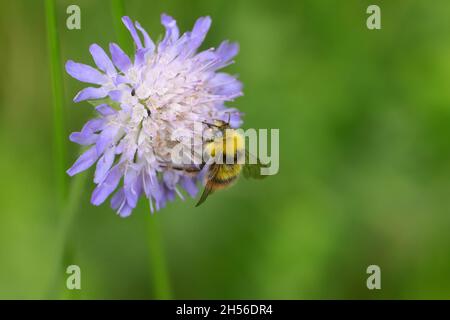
[{"xmin": 66, "ymin": 14, "xmax": 243, "ymax": 217}]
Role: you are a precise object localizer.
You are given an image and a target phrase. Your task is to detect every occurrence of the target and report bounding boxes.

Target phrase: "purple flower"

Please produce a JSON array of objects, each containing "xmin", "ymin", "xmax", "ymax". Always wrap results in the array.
[{"xmin": 66, "ymin": 14, "xmax": 243, "ymax": 217}]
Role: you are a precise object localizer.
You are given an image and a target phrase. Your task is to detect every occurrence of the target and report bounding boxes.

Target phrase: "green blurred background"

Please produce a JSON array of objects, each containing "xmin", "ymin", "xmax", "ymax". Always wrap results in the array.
[{"xmin": 1, "ymin": 0, "xmax": 450, "ymax": 299}]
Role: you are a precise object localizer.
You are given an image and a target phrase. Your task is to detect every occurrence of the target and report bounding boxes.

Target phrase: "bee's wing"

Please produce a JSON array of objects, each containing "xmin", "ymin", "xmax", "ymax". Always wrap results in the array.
[
  {"xmin": 195, "ymin": 164, "xmax": 220, "ymax": 207},
  {"xmin": 243, "ymin": 151, "xmax": 269, "ymax": 179},
  {"xmin": 159, "ymin": 162, "xmax": 202, "ymax": 176},
  {"xmin": 195, "ymin": 181, "xmax": 215, "ymax": 207}
]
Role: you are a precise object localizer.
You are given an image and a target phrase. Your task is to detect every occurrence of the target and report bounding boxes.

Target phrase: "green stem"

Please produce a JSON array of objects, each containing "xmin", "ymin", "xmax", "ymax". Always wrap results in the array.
[
  {"xmin": 46, "ymin": 173, "xmax": 88, "ymax": 298},
  {"xmin": 45, "ymin": 0, "xmax": 66, "ymax": 205},
  {"xmin": 110, "ymin": 0, "xmax": 173, "ymax": 299},
  {"xmin": 147, "ymin": 216, "xmax": 173, "ymax": 299}
]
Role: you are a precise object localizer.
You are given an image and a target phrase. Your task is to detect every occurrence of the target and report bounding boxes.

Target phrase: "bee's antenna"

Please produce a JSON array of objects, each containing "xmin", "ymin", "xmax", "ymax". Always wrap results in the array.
[
  {"xmin": 226, "ymin": 113, "xmax": 231, "ymax": 126},
  {"xmin": 202, "ymin": 121, "xmax": 222, "ymax": 129}
]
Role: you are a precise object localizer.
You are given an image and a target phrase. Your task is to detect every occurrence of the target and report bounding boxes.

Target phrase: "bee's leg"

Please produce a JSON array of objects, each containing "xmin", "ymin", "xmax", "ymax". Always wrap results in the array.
[
  {"xmin": 163, "ymin": 164, "xmax": 202, "ymax": 175},
  {"xmin": 175, "ymin": 165, "xmax": 201, "ymax": 173},
  {"xmin": 202, "ymin": 121, "xmax": 223, "ymax": 129}
]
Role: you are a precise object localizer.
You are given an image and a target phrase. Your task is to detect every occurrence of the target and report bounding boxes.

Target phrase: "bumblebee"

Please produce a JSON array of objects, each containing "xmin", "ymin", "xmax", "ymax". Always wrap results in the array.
[
  {"xmin": 198, "ymin": 118, "xmax": 268, "ymax": 206},
  {"xmin": 163, "ymin": 117, "xmax": 267, "ymax": 206}
]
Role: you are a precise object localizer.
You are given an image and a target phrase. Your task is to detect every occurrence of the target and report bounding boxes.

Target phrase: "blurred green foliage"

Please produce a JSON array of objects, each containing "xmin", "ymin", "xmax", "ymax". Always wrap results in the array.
[{"xmin": 1, "ymin": 0, "xmax": 450, "ymax": 299}]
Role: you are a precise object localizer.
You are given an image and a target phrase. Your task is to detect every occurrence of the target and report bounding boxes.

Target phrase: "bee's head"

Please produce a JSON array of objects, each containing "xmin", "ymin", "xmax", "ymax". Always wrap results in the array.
[
  {"xmin": 213, "ymin": 119, "xmax": 229, "ymax": 128},
  {"xmin": 203, "ymin": 113, "xmax": 233, "ymax": 131}
]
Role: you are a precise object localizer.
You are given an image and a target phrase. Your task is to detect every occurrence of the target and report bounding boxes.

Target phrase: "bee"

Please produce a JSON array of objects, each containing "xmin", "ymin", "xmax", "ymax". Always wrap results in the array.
[{"xmin": 165, "ymin": 116, "xmax": 268, "ymax": 207}]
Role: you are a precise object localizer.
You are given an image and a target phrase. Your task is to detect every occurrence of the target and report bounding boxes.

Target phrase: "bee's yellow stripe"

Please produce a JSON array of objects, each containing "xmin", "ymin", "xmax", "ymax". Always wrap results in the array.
[{"xmin": 215, "ymin": 164, "xmax": 242, "ymax": 181}]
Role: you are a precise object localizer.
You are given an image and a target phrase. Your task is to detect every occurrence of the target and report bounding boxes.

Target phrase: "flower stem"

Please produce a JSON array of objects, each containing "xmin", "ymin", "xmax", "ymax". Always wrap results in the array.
[
  {"xmin": 147, "ymin": 216, "xmax": 173, "ymax": 299},
  {"xmin": 46, "ymin": 173, "xmax": 88, "ymax": 298},
  {"xmin": 45, "ymin": 0, "xmax": 66, "ymax": 205}
]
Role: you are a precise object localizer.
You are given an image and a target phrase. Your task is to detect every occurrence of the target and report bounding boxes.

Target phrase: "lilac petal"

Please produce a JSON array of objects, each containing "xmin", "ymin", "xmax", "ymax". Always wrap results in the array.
[
  {"xmin": 95, "ymin": 104, "xmax": 117, "ymax": 116},
  {"xmin": 159, "ymin": 14, "xmax": 179, "ymax": 51},
  {"xmin": 195, "ymin": 49, "xmax": 216, "ymax": 63},
  {"xmin": 114, "ymin": 138, "xmax": 125, "ymax": 155},
  {"xmin": 120, "ymin": 143, "xmax": 137, "ymax": 163},
  {"xmin": 163, "ymin": 185, "xmax": 175, "ymax": 203},
  {"xmin": 180, "ymin": 176, "xmax": 198, "ymax": 197},
  {"xmin": 161, "ymin": 14, "xmax": 179, "ymax": 39},
  {"xmin": 216, "ymin": 82, "xmax": 242, "ymax": 99},
  {"xmin": 228, "ymin": 111, "xmax": 243, "ymax": 128},
  {"xmin": 210, "ymin": 72, "xmax": 237, "ymax": 86},
  {"xmin": 163, "ymin": 171, "xmax": 179, "ymax": 189},
  {"xmin": 73, "ymin": 86, "xmax": 107, "ymax": 102},
  {"xmin": 143, "ymin": 172, "xmax": 164, "ymax": 208},
  {"xmin": 134, "ymin": 48, "xmax": 147, "ymax": 66},
  {"xmin": 65, "ymin": 60, "xmax": 107, "ymax": 85},
  {"xmin": 111, "ymin": 188, "xmax": 125, "ymax": 210},
  {"xmin": 124, "ymin": 169, "xmax": 142, "ymax": 208},
  {"xmin": 108, "ymin": 90, "xmax": 123, "ymax": 102},
  {"xmin": 122, "ymin": 16, "xmax": 143, "ymax": 49},
  {"xmin": 217, "ymin": 41, "xmax": 239, "ymax": 60},
  {"xmin": 96, "ymin": 125, "xmax": 120, "ymax": 155},
  {"xmin": 109, "ymin": 43, "xmax": 131, "ymax": 72},
  {"xmin": 142, "ymin": 172, "xmax": 154, "ymax": 198},
  {"xmin": 124, "ymin": 187, "xmax": 139, "ymax": 209},
  {"xmin": 110, "ymin": 188, "xmax": 133, "ymax": 217},
  {"xmin": 188, "ymin": 16, "xmax": 211, "ymax": 52},
  {"xmin": 214, "ymin": 41, "xmax": 239, "ymax": 69},
  {"xmin": 67, "ymin": 146, "xmax": 99, "ymax": 176},
  {"xmin": 94, "ymin": 147, "xmax": 115, "ymax": 184},
  {"xmin": 89, "ymin": 44, "xmax": 116, "ymax": 76},
  {"xmin": 91, "ymin": 165, "xmax": 122, "ymax": 205},
  {"xmin": 210, "ymin": 73, "xmax": 242, "ymax": 98},
  {"xmin": 135, "ymin": 21, "xmax": 155, "ymax": 51},
  {"xmin": 118, "ymin": 204, "xmax": 133, "ymax": 217},
  {"xmin": 154, "ymin": 189, "xmax": 168, "ymax": 211},
  {"xmin": 110, "ymin": 185, "xmax": 135, "ymax": 217},
  {"xmin": 69, "ymin": 118, "xmax": 105, "ymax": 144},
  {"xmin": 198, "ymin": 164, "xmax": 210, "ymax": 181},
  {"xmin": 168, "ymin": 189, "xmax": 175, "ymax": 202},
  {"xmin": 69, "ymin": 131, "xmax": 98, "ymax": 145},
  {"xmin": 81, "ymin": 118, "xmax": 106, "ymax": 134},
  {"xmin": 114, "ymin": 75, "xmax": 129, "ymax": 85},
  {"xmin": 154, "ymin": 184, "xmax": 174, "ymax": 210}
]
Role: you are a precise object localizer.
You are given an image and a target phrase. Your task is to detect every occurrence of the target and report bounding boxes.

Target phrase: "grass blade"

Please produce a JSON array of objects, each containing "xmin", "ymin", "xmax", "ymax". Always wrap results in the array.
[
  {"xmin": 45, "ymin": 0, "xmax": 66, "ymax": 204},
  {"xmin": 45, "ymin": 0, "xmax": 88, "ymax": 298}
]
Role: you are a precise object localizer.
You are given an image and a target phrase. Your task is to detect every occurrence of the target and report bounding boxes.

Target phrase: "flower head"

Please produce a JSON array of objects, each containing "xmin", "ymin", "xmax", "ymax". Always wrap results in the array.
[{"xmin": 66, "ymin": 14, "xmax": 243, "ymax": 217}]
